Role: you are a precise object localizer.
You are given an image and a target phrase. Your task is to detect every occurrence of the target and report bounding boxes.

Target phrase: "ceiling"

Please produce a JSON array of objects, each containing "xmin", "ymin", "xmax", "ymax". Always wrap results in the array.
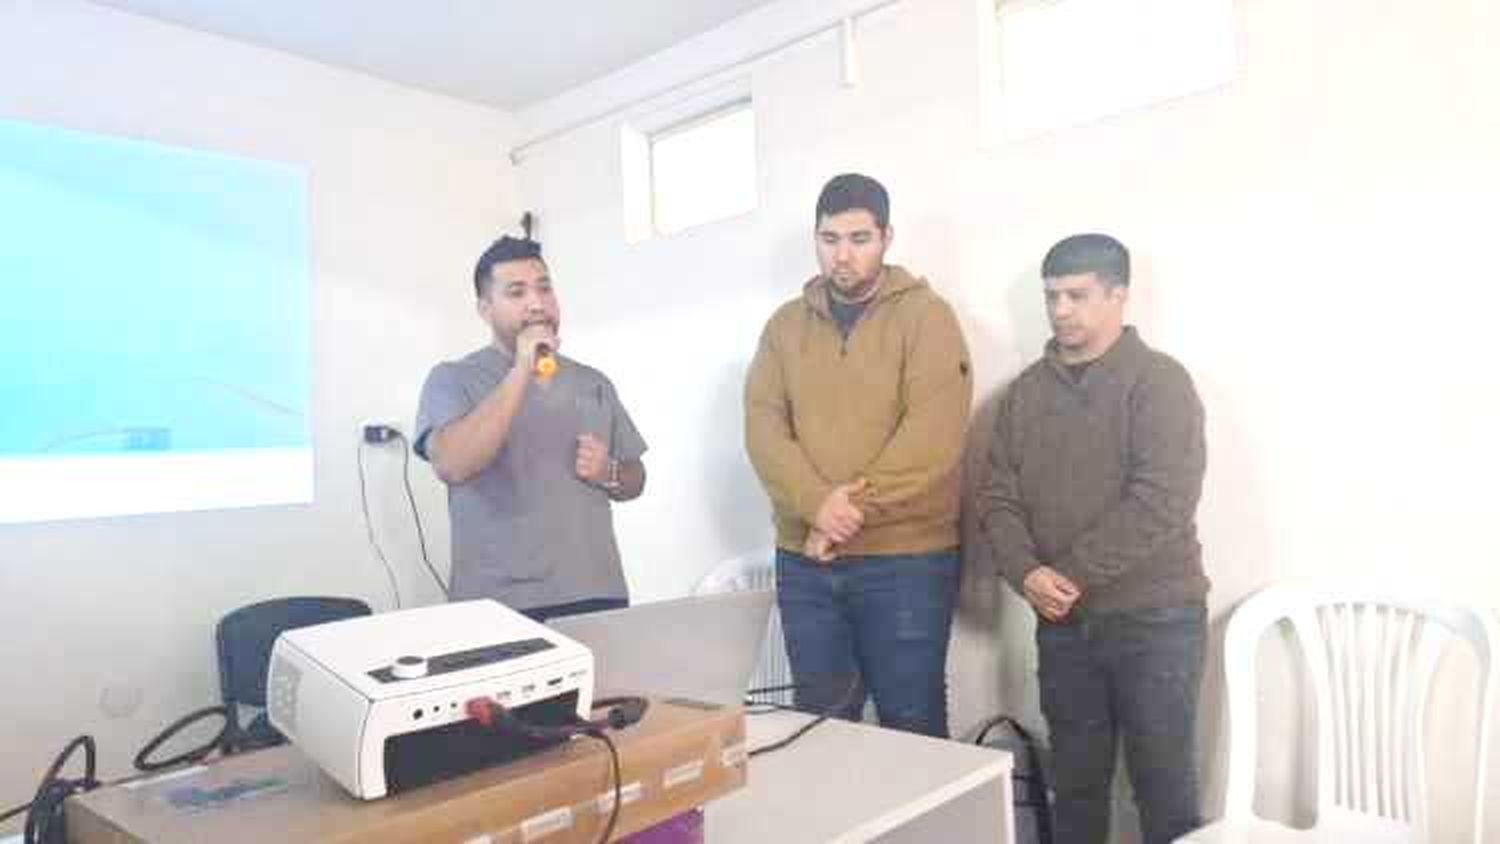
[{"xmin": 89, "ymin": 0, "xmax": 784, "ymax": 110}]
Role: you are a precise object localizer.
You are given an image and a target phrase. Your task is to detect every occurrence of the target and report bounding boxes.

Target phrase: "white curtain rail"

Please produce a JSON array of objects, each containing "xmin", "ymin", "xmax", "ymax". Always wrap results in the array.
[{"xmin": 508, "ymin": 0, "xmax": 904, "ymax": 164}]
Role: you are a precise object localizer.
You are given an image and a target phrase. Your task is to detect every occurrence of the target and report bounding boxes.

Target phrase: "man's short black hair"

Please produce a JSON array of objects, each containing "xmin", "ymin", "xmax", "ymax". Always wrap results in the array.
[
  {"xmin": 815, "ymin": 173, "xmax": 890, "ymax": 230},
  {"xmin": 473, "ymin": 236, "xmax": 544, "ymax": 297},
  {"xmin": 1042, "ymin": 233, "xmax": 1130, "ymax": 287}
]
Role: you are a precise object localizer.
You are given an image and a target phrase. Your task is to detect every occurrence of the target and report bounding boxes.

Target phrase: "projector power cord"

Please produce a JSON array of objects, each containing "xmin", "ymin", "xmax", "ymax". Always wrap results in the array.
[
  {"xmin": 15, "ymin": 735, "xmax": 99, "ymax": 844},
  {"xmin": 746, "ymin": 674, "xmax": 862, "ymax": 758},
  {"xmin": 467, "ymin": 695, "xmax": 647, "ymax": 844},
  {"xmin": 8, "ymin": 705, "xmax": 239, "ymax": 842}
]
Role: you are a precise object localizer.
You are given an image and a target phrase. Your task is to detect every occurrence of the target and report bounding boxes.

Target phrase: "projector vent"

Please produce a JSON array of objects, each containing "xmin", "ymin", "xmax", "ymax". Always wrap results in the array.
[{"xmin": 268, "ymin": 654, "xmax": 302, "ymax": 735}]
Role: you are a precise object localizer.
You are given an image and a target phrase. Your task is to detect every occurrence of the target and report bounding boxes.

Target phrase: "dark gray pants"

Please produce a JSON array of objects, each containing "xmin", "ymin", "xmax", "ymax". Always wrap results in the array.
[{"xmin": 1037, "ymin": 605, "xmax": 1206, "ymax": 844}]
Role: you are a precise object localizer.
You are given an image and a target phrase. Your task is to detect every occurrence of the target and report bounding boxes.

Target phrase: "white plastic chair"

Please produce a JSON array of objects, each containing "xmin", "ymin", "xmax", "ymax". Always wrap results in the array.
[
  {"xmin": 693, "ymin": 546, "xmax": 792, "ymax": 704},
  {"xmin": 1177, "ymin": 584, "xmax": 1498, "ymax": 844},
  {"xmin": 694, "ymin": 546, "xmax": 776, "ymax": 595}
]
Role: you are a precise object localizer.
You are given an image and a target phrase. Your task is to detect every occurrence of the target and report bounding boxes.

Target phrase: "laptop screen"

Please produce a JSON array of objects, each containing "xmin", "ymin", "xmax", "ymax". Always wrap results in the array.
[{"xmin": 547, "ymin": 590, "xmax": 774, "ymax": 706}]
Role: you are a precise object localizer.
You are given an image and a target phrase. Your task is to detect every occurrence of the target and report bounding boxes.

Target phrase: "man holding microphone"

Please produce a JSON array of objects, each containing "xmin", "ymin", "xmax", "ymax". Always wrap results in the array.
[{"xmin": 415, "ymin": 236, "xmax": 647, "ymax": 621}]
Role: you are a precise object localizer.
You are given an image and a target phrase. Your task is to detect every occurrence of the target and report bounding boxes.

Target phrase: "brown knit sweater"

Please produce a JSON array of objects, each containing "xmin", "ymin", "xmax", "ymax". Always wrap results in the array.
[
  {"xmin": 977, "ymin": 327, "xmax": 1209, "ymax": 612},
  {"xmin": 745, "ymin": 266, "xmax": 973, "ymax": 556}
]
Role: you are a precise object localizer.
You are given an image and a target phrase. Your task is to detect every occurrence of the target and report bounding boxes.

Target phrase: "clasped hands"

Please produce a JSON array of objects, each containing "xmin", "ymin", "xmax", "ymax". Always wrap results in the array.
[
  {"xmin": 801, "ymin": 483, "xmax": 1085, "ymax": 621},
  {"xmin": 1022, "ymin": 565, "xmax": 1082, "ymax": 622},
  {"xmin": 803, "ymin": 479, "xmax": 867, "ymax": 563}
]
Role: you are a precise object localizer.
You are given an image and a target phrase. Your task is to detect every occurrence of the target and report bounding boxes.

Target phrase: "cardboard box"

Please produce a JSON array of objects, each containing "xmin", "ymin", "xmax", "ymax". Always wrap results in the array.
[{"xmin": 67, "ymin": 697, "xmax": 745, "ymax": 844}]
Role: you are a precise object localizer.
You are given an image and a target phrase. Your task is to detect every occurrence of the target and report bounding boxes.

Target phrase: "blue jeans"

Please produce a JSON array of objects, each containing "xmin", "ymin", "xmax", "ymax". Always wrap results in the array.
[
  {"xmin": 1037, "ymin": 605, "xmax": 1207, "ymax": 844},
  {"xmin": 775, "ymin": 549, "xmax": 959, "ymax": 737}
]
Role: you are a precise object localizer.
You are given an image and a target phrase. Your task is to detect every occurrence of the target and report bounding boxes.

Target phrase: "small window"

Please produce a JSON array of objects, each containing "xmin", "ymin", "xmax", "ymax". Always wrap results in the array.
[
  {"xmin": 992, "ymin": 0, "xmax": 1236, "ymax": 140},
  {"xmin": 622, "ymin": 100, "xmax": 757, "ymax": 241}
]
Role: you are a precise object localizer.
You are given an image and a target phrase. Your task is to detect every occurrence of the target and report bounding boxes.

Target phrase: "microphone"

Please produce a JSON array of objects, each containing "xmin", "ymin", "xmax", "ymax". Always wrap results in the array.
[{"xmin": 534, "ymin": 343, "xmax": 558, "ymax": 380}]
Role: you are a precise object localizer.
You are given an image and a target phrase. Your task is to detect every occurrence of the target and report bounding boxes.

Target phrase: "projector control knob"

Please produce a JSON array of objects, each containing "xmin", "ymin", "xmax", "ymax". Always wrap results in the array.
[{"xmin": 392, "ymin": 655, "xmax": 428, "ymax": 679}]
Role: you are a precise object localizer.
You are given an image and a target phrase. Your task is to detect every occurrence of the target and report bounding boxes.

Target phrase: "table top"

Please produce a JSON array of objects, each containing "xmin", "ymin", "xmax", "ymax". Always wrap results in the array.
[{"xmin": 707, "ymin": 710, "xmax": 1013, "ymax": 844}]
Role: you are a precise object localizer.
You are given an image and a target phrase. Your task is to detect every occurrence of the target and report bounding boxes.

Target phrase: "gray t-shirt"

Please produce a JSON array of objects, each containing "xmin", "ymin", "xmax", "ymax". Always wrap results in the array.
[{"xmin": 414, "ymin": 345, "xmax": 648, "ymax": 610}]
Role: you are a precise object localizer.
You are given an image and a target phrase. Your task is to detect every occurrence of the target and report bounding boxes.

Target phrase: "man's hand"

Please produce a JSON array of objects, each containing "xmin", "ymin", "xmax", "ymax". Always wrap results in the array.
[
  {"xmin": 1023, "ymin": 565, "xmax": 1082, "ymax": 622},
  {"xmin": 515, "ymin": 322, "xmax": 558, "ymax": 372},
  {"xmin": 803, "ymin": 528, "xmax": 837, "ymax": 563},
  {"xmin": 814, "ymin": 479, "xmax": 867, "ymax": 543},
  {"xmin": 575, "ymin": 434, "xmax": 611, "ymax": 485}
]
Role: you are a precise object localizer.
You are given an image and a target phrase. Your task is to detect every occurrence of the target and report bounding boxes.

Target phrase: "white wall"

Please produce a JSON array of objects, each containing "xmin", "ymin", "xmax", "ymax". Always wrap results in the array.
[
  {"xmin": 0, "ymin": 0, "xmax": 515, "ymax": 819},
  {"xmin": 514, "ymin": 0, "xmax": 1500, "ymax": 840}
]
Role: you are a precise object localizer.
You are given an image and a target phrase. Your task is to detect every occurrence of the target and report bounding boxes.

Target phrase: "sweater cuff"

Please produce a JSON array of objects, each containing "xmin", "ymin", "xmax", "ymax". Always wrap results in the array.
[
  {"xmin": 1051, "ymin": 553, "xmax": 1092, "ymax": 590},
  {"xmin": 795, "ymin": 482, "xmax": 836, "ymax": 527},
  {"xmin": 998, "ymin": 558, "xmax": 1041, "ymax": 593}
]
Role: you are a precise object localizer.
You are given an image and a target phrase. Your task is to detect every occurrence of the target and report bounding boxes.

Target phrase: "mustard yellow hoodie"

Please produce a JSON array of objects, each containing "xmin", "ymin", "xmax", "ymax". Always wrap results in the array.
[{"xmin": 745, "ymin": 265, "xmax": 973, "ymax": 556}]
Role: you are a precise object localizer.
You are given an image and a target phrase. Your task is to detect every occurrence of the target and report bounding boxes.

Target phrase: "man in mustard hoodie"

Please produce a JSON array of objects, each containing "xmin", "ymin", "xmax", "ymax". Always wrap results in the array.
[{"xmin": 744, "ymin": 173, "xmax": 972, "ymax": 737}]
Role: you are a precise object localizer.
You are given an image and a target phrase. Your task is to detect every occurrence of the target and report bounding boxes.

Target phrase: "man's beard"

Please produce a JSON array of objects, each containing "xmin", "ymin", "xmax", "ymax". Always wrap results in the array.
[{"xmin": 828, "ymin": 272, "xmax": 880, "ymax": 303}]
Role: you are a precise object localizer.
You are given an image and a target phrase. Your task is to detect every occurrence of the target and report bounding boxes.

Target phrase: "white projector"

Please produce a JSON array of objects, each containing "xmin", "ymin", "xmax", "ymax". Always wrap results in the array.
[{"xmin": 267, "ymin": 599, "xmax": 594, "ymax": 799}]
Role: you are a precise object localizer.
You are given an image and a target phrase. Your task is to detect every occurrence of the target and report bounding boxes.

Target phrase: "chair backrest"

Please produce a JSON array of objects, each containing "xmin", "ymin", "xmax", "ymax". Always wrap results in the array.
[
  {"xmin": 216, "ymin": 596, "xmax": 372, "ymax": 710},
  {"xmin": 693, "ymin": 547, "xmax": 791, "ymax": 703},
  {"xmin": 694, "ymin": 547, "xmax": 777, "ymax": 594},
  {"xmin": 1220, "ymin": 584, "xmax": 1497, "ymax": 842}
]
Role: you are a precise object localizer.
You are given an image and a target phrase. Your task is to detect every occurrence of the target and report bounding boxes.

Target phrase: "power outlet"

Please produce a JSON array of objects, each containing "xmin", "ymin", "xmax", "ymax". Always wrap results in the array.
[{"xmin": 360, "ymin": 419, "xmax": 403, "ymax": 445}]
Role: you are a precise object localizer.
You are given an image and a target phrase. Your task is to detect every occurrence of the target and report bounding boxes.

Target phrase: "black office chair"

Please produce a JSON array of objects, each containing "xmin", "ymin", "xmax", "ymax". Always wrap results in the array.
[{"xmin": 216, "ymin": 596, "xmax": 372, "ymax": 754}]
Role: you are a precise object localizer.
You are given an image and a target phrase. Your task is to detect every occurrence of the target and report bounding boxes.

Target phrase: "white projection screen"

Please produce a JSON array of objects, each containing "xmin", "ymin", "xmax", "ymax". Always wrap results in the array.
[{"xmin": 0, "ymin": 117, "xmax": 312, "ymax": 523}]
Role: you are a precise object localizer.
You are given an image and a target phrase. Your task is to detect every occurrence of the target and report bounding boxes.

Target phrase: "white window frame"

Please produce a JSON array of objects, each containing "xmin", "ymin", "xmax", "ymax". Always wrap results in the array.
[
  {"xmin": 621, "ymin": 82, "xmax": 758, "ymax": 243},
  {"xmin": 980, "ymin": 0, "xmax": 1238, "ymax": 144}
]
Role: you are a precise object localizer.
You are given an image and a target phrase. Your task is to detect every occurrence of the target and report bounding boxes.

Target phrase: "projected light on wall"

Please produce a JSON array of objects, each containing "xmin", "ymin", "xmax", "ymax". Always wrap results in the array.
[{"xmin": 0, "ymin": 117, "xmax": 311, "ymax": 524}]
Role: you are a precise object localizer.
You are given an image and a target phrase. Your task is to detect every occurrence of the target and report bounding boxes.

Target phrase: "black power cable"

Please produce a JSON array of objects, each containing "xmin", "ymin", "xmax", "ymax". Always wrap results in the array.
[
  {"xmin": 9, "ymin": 696, "xmax": 643, "ymax": 843},
  {"xmin": 132, "ymin": 706, "xmax": 231, "ymax": 773},
  {"xmin": 356, "ymin": 440, "xmax": 404, "ymax": 608},
  {"xmin": 7, "ymin": 708, "xmax": 234, "ymax": 841},
  {"xmin": 974, "ymin": 715, "xmax": 1055, "ymax": 844},
  {"xmin": 747, "ymin": 674, "xmax": 862, "ymax": 758},
  {"xmin": 582, "ymin": 729, "xmax": 622, "ymax": 844},
  {"xmin": 21, "ymin": 735, "xmax": 99, "ymax": 844},
  {"xmin": 745, "ymin": 682, "xmax": 800, "ymax": 697},
  {"xmin": 392, "ymin": 431, "xmax": 447, "ymax": 599},
  {"xmin": 467, "ymin": 695, "xmax": 647, "ymax": 844}
]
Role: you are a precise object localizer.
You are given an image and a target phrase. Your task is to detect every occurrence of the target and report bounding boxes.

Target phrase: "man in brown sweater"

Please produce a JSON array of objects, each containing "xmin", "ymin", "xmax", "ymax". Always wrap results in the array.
[
  {"xmin": 977, "ymin": 234, "xmax": 1208, "ymax": 844},
  {"xmin": 744, "ymin": 173, "xmax": 972, "ymax": 737}
]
